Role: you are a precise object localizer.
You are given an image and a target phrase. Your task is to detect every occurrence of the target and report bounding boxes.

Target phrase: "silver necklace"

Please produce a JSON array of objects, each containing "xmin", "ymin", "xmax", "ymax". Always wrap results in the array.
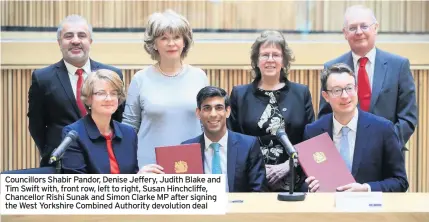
[{"xmin": 157, "ymin": 63, "xmax": 183, "ymax": 77}]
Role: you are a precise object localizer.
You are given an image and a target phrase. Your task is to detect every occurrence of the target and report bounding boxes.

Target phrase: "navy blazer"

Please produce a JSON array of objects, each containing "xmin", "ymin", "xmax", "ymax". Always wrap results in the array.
[
  {"xmin": 319, "ymin": 48, "xmax": 418, "ymax": 150},
  {"xmin": 228, "ymin": 78, "xmax": 315, "ymax": 146},
  {"xmin": 28, "ymin": 59, "xmax": 124, "ymax": 166},
  {"xmin": 61, "ymin": 115, "xmax": 139, "ymax": 174},
  {"xmin": 303, "ymin": 109, "xmax": 408, "ymax": 192},
  {"xmin": 182, "ymin": 130, "xmax": 267, "ymax": 192}
]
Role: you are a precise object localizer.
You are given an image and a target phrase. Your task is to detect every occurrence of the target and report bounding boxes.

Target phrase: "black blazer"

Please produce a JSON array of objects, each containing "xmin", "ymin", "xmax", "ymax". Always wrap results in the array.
[
  {"xmin": 228, "ymin": 78, "xmax": 315, "ymax": 146},
  {"xmin": 27, "ymin": 59, "xmax": 124, "ymax": 166}
]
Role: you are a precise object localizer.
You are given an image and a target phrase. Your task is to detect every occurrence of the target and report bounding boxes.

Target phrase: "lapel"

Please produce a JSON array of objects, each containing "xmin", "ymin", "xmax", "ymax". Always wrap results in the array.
[
  {"xmin": 226, "ymin": 130, "xmax": 238, "ymax": 192},
  {"xmin": 198, "ymin": 135, "xmax": 206, "ymax": 168},
  {"xmin": 345, "ymin": 52, "xmax": 355, "ymax": 72},
  {"xmin": 320, "ymin": 114, "xmax": 334, "ymax": 140},
  {"xmin": 370, "ymin": 48, "xmax": 388, "ymax": 111},
  {"xmin": 90, "ymin": 59, "xmax": 100, "ymax": 72},
  {"xmin": 55, "ymin": 60, "xmax": 81, "ymax": 118},
  {"xmin": 351, "ymin": 110, "xmax": 371, "ymax": 177}
]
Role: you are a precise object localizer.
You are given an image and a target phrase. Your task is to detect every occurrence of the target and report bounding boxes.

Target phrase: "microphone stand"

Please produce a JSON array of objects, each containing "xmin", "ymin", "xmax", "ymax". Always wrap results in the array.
[
  {"xmin": 277, "ymin": 156, "xmax": 306, "ymax": 201},
  {"xmin": 55, "ymin": 159, "xmax": 62, "ymax": 174}
]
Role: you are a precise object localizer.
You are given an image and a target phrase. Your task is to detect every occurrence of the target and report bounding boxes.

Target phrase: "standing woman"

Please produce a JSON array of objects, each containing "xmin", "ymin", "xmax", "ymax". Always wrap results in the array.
[
  {"xmin": 228, "ymin": 30, "xmax": 315, "ymax": 192},
  {"xmin": 123, "ymin": 10, "xmax": 209, "ymax": 167}
]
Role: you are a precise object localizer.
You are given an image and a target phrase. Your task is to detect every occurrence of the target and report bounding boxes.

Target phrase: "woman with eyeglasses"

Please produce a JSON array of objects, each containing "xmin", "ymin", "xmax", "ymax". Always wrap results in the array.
[
  {"xmin": 61, "ymin": 69, "xmax": 139, "ymax": 174},
  {"xmin": 122, "ymin": 10, "xmax": 209, "ymax": 167},
  {"xmin": 228, "ymin": 30, "xmax": 315, "ymax": 192}
]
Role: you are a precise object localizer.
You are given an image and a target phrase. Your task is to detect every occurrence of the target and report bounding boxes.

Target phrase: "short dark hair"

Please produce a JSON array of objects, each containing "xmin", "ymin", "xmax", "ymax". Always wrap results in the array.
[
  {"xmin": 320, "ymin": 63, "xmax": 356, "ymax": 91},
  {"xmin": 196, "ymin": 86, "xmax": 230, "ymax": 109}
]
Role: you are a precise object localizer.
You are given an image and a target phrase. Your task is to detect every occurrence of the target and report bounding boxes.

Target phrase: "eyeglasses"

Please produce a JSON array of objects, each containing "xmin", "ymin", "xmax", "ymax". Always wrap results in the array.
[
  {"xmin": 346, "ymin": 23, "xmax": 376, "ymax": 33},
  {"xmin": 259, "ymin": 53, "xmax": 283, "ymax": 61},
  {"xmin": 325, "ymin": 85, "xmax": 356, "ymax": 97},
  {"xmin": 93, "ymin": 91, "xmax": 119, "ymax": 100}
]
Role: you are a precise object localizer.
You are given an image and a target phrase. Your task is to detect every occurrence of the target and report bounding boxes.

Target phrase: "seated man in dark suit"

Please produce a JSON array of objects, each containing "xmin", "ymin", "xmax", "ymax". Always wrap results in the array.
[
  {"xmin": 305, "ymin": 64, "xmax": 408, "ymax": 192},
  {"xmin": 141, "ymin": 86, "xmax": 267, "ymax": 192}
]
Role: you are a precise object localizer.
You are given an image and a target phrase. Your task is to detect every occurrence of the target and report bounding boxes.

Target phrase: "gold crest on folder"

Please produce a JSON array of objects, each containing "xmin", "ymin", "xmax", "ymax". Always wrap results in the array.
[
  {"xmin": 313, "ymin": 152, "xmax": 327, "ymax": 163},
  {"xmin": 174, "ymin": 161, "xmax": 188, "ymax": 173}
]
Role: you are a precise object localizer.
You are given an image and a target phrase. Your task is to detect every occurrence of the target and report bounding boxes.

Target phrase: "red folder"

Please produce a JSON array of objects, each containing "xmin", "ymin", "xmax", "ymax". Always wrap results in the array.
[
  {"xmin": 155, "ymin": 143, "xmax": 203, "ymax": 174},
  {"xmin": 295, "ymin": 133, "xmax": 356, "ymax": 192}
]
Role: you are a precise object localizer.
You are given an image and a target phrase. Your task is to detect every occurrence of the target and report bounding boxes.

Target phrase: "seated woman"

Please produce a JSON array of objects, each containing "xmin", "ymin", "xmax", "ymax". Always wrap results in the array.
[
  {"xmin": 228, "ymin": 30, "xmax": 315, "ymax": 191},
  {"xmin": 61, "ymin": 69, "xmax": 138, "ymax": 174}
]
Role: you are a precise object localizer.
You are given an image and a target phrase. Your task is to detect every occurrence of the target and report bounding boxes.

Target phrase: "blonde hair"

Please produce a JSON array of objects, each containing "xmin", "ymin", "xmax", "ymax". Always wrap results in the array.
[
  {"xmin": 81, "ymin": 69, "xmax": 125, "ymax": 112},
  {"xmin": 143, "ymin": 9, "xmax": 193, "ymax": 61}
]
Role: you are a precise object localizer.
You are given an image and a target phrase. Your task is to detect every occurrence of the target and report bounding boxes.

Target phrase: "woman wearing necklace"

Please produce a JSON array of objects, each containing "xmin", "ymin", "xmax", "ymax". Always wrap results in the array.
[
  {"xmin": 123, "ymin": 9, "xmax": 209, "ymax": 167},
  {"xmin": 228, "ymin": 30, "xmax": 315, "ymax": 192}
]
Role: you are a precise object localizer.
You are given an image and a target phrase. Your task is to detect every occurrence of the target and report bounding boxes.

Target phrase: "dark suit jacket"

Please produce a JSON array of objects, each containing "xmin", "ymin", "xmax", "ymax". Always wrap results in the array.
[
  {"xmin": 182, "ymin": 130, "xmax": 267, "ymax": 192},
  {"xmin": 228, "ymin": 78, "xmax": 315, "ymax": 147},
  {"xmin": 319, "ymin": 48, "xmax": 418, "ymax": 150},
  {"xmin": 61, "ymin": 115, "xmax": 139, "ymax": 174},
  {"xmin": 28, "ymin": 59, "xmax": 124, "ymax": 166},
  {"xmin": 303, "ymin": 109, "xmax": 408, "ymax": 192}
]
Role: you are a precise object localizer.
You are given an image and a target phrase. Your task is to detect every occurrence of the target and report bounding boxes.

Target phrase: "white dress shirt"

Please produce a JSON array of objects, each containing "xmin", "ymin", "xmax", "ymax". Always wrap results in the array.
[
  {"xmin": 352, "ymin": 47, "xmax": 376, "ymax": 90},
  {"xmin": 204, "ymin": 131, "xmax": 229, "ymax": 191},
  {"xmin": 332, "ymin": 109, "xmax": 371, "ymax": 191},
  {"xmin": 64, "ymin": 59, "xmax": 91, "ymax": 97}
]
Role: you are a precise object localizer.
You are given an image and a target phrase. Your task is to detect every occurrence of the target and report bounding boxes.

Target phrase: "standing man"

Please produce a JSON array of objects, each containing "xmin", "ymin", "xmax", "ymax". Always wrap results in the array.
[
  {"xmin": 141, "ymin": 86, "xmax": 267, "ymax": 192},
  {"xmin": 28, "ymin": 15, "xmax": 124, "ymax": 166},
  {"xmin": 306, "ymin": 64, "xmax": 408, "ymax": 192},
  {"xmin": 318, "ymin": 5, "xmax": 417, "ymax": 151}
]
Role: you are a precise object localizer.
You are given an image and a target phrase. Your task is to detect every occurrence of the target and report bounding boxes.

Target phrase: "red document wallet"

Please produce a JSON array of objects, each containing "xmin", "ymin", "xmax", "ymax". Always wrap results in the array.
[
  {"xmin": 295, "ymin": 133, "xmax": 356, "ymax": 192},
  {"xmin": 155, "ymin": 143, "xmax": 203, "ymax": 174}
]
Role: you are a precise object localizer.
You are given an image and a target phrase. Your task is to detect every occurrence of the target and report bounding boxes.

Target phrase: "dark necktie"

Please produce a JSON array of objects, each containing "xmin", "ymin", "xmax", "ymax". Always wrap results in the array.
[{"xmin": 75, "ymin": 68, "xmax": 87, "ymax": 116}]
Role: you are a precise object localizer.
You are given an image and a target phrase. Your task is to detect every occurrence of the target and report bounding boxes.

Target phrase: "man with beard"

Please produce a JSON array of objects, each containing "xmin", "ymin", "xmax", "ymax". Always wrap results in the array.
[{"xmin": 28, "ymin": 15, "xmax": 124, "ymax": 167}]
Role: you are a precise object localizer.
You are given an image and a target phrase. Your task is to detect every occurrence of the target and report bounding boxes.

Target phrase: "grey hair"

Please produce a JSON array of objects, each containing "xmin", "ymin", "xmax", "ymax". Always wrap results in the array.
[
  {"xmin": 143, "ymin": 9, "xmax": 193, "ymax": 61},
  {"xmin": 343, "ymin": 5, "xmax": 378, "ymax": 27},
  {"xmin": 250, "ymin": 30, "xmax": 295, "ymax": 81},
  {"xmin": 57, "ymin": 14, "xmax": 93, "ymax": 40}
]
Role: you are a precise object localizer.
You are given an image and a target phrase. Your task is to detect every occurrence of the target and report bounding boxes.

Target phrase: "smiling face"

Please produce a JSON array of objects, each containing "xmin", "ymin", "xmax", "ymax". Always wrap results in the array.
[
  {"xmin": 258, "ymin": 43, "xmax": 283, "ymax": 80},
  {"xmin": 343, "ymin": 7, "xmax": 378, "ymax": 56},
  {"xmin": 58, "ymin": 21, "xmax": 92, "ymax": 67},
  {"xmin": 196, "ymin": 96, "xmax": 230, "ymax": 141},
  {"xmin": 155, "ymin": 31, "xmax": 185, "ymax": 61},
  {"xmin": 322, "ymin": 72, "xmax": 358, "ymax": 116},
  {"xmin": 87, "ymin": 80, "xmax": 119, "ymax": 118}
]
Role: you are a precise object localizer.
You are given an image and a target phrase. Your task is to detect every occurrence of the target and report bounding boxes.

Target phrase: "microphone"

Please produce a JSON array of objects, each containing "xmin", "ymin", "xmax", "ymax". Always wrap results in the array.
[
  {"xmin": 49, "ymin": 130, "xmax": 79, "ymax": 164},
  {"xmin": 276, "ymin": 129, "xmax": 298, "ymax": 159}
]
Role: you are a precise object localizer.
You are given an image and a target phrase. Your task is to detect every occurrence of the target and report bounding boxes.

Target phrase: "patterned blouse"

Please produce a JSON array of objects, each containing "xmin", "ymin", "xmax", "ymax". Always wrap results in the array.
[{"xmin": 256, "ymin": 88, "xmax": 301, "ymax": 191}]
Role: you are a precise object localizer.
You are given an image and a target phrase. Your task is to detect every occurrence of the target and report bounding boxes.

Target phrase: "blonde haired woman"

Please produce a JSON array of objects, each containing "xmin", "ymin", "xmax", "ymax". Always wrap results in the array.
[
  {"xmin": 123, "ymin": 9, "xmax": 209, "ymax": 167},
  {"xmin": 62, "ymin": 69, "xmax": 139, "ymax": 174}
]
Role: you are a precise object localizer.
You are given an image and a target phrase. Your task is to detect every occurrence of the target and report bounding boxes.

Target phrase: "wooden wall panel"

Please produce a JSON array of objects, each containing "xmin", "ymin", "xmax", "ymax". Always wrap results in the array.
[
  {"xmin": 1, "ymin": 0, "xmax": 428, "ymax": 32},
  {"xmin": 0, "ymin": 68, "xmax": 428, "ymax": 192}
]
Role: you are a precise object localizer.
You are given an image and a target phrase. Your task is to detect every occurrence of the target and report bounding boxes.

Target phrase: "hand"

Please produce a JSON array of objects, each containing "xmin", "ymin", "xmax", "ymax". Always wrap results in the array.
[
  {"xmin": 337, "ymin": 183, "xmax": 369, "ymax": 192},
  {"xmin": 305, "ymin": 176, "xmax": 320, "ymax": 192},
  {"xmin": 138, "ymin": 164, "xmax": 164, "ymax": 174},
  {"xmin": 266, "ymin": 161, "xmax": 290, "ymax": 185}
]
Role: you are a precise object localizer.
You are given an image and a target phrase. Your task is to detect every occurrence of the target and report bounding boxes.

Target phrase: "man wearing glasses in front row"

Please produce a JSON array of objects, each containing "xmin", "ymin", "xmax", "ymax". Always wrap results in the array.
[
  {"xmin": 318, "ymin": 5, "xmax": 417, "ymax": 153},
  {"xmin": 305, "ymin": 64, "xmax": 408, "ymax": 192}
]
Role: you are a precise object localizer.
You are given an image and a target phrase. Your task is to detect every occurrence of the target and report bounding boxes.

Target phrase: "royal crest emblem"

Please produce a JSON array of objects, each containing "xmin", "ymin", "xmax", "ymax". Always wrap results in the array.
[
  {"xmin": 174, "ymin": 160, "xmax": 188, "ymax": 173},
  {"xmin": 313, "ymin": 152, "xmax": 327, "ymax": 163}
]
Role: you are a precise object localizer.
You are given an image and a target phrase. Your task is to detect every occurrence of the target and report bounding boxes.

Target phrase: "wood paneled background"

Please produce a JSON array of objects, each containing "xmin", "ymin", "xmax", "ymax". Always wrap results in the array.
[
  {"xmin": 1, "ymin": 0, "xmax": 428, "ymax": 32},
  {"xmin": 0, "ymin": 0, "xmax": 428, "ymax": 193},
  {"xmin": 1, "ymin": 68, "xmax": 428, "ymax": 192}
]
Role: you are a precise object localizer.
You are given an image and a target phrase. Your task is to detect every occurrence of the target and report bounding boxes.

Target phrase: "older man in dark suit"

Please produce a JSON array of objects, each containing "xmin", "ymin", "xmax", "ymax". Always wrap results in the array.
[
  {"xmin": 318, "ymin": 5, "xmax": 417, "ymax": 151},
  {"xmin": 28, "ymin": 15, "xmax": 124, "ymax": 167}
]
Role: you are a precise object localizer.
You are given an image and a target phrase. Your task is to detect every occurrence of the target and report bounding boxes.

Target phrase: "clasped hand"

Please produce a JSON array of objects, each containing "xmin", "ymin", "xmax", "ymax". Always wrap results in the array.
[{"xmin": 266, "ymin": 161, "xmax": 290, "ymax": 186}]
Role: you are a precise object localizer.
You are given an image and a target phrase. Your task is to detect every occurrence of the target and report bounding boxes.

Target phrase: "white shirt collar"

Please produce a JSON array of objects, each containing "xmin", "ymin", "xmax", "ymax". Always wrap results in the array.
[
  {"xmin": 352, "ymin": 47, "xmax": 376, "ymax": 68},
  {"xmin": 204, "ymin": 131, "xmax": 228, "ymax": 151},
  {"xmin": 64, "ymin": 59, "xmax": 91, "ymax": 75},
  {"xmin": 333, "ymin": 109, "xmax": 359, "ymax": 136}
]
